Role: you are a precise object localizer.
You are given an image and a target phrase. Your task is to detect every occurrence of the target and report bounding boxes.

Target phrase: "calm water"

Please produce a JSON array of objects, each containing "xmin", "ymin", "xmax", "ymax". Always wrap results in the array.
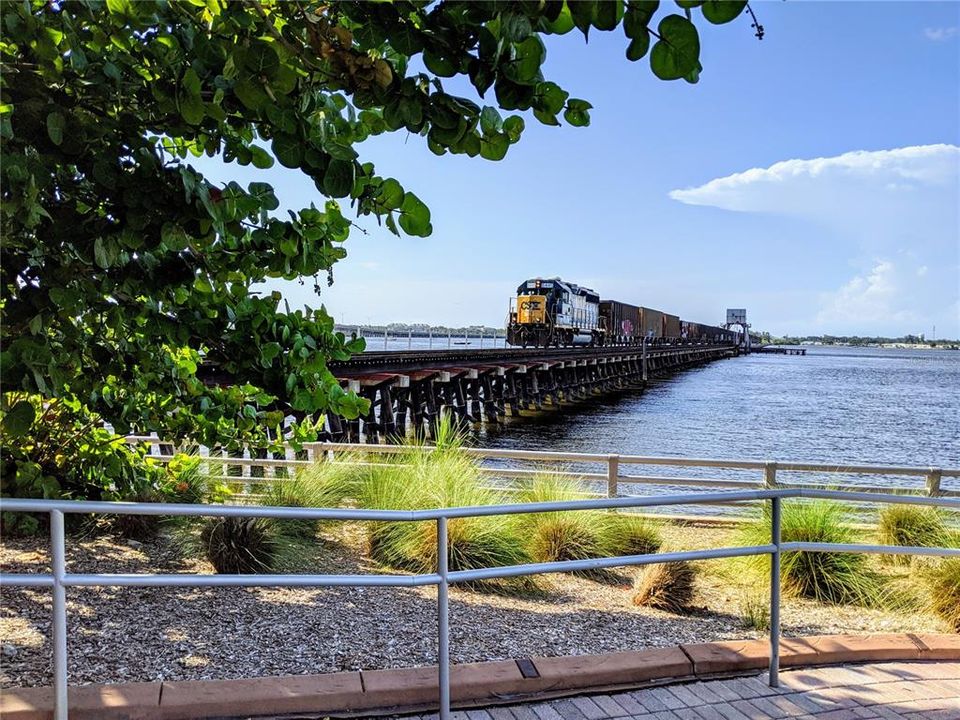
[{"xmin": 474, "ymin": 346, "xmax": 960, "ymax": 503}]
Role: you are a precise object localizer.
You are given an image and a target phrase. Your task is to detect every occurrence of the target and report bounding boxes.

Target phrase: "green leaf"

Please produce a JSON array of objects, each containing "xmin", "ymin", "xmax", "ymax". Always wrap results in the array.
[
  {"xmin": 570, "ymin": 1, "xmax": 596, "ymax": 37},
  {"xmin": 675, "ymin": 0, "xmax": 704, "ymax": 7},
  {"xmin": 2, "ymin": 400, "xmax": 36, "ymax": 438},
  {"xmin": 323, "ymin": 159, "xmax": 355, "ymax": 198},
  {"xmin": 501, "ymin": 13, "xmax": 533, "ymax": 42},
  {"xmin": 93, "ymin": 237, "xmax": 118, "ymax": 268},
  {"xmin": 543, "ymin": 4, "xmax": 575, "ymax": 34},
  {"xmin": 249, "ymin": 145, "xmax": 275, "ymax": 169},
  {"xmin": 480, "ymin": 133, "xmax": 509, "ymax": 161},
  {"xmin": 161, "ymin": 222, "xmax": 190, "ymax": 251},
  {"xmin": 272, "ymin": 134, "xmax": 302, "ymax": 169},
  {"xmin": 106, "ymin": 0, "xmax": 137, "ymax": 18},
  {"xmin": 626, "ymin": 34, "xmax": 651, "ymax": 61},
  {"xmin": 243, "ymin": 42, "xmax": 280, "ymax": 79},
  {"xmin": 536, "ymin": 81, "xmax": 569, "ymax": 114},
  {"xmin": 503, "ymin": 115, "xmax": 525, "ymax": 143},
  {"xmin": 563, "ymin": 98, "xmax": 592, "ymax": 127},
  {"xmin": 398, "ymin": 192, "xmax": 431, "ymax": 236},
  {"xmin": 480, "ymin": 106, "xmax": 502, "ymax": 135},
  {"xmin": 533, "ymin": 108, "xmax": 560, "ymax": 126},
  {"xmin": 248, "ymin": 182, "xmax": 280, "ymax": 210},
  {"xmin": 423, "ymin": 49, "xmax": 457, "ymax": 77},
  {"xmin": 507, "ymin": 36, "xmax": 546, "ymax": 84},
  {"xmin": 702, "ymin": 0, "xmax": 747, "ymax": 24},
  {"xmin": 179, "ymin": 94, "xmax": 204, "ymax": 125},
  {"xmin": 46, "ymin": 111, "xmax": 65, "ymax": 146},
  {"xmin": 624, "ymin": 1, "xmax": 660, "ymax": 38},
  {"xmin": 234, "ymin": 77, "xmax": 268, "ymax": 110},
  {"xmin": 376, "ymin": 178, "xmax": 404, "ymax": 211},
  {"xmin": 650, "ymin": 14, "xmax": 700, "ymax": 80},
  {"xmin": 593, "ymin": 0, "xmax": 622, "ymax": 31}
]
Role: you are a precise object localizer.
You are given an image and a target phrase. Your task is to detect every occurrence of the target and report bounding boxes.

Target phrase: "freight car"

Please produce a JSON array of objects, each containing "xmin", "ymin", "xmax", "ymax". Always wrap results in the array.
[{"xmin": 506, "ymin": 277, "xmax": 738, "ymax": 348}]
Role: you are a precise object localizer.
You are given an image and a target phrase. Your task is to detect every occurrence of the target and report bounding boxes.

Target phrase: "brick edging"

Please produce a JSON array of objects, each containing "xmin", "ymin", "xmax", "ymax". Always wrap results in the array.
[{"xmin": 2, "ymin": 633, "xmax": 957, "ymax": 720}]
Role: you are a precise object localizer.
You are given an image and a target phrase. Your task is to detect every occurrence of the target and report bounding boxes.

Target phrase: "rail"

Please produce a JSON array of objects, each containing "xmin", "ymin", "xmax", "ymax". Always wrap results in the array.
[
  {"xmin": 2, "ymin": 486, "xmax": 959, "ymax": 720},
  {"xmin": 125, "ymin": 437, "xmax": 960, "ymax": 500}
]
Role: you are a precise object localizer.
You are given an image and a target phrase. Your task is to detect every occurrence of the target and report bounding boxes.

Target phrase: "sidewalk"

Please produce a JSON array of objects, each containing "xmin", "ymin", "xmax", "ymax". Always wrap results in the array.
[{"xmin": 406, "ymin": 662, "xmax": 960, "ymax": 720}]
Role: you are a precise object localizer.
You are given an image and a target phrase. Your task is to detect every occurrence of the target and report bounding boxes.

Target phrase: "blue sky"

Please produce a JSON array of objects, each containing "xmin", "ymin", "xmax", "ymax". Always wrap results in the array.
[{"xmin": 196, "ymin": 1, "xmax": 960, "ymax": 338}]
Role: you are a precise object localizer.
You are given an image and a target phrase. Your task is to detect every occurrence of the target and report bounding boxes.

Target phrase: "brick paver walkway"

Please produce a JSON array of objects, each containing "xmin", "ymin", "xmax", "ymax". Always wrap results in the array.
[{"xmin": 404, "ymin": 662, "xmax": 960, "ymax": 720}]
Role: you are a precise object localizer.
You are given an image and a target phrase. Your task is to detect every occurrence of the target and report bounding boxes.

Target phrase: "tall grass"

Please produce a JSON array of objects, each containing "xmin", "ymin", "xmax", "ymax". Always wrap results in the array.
[
  {"xmin": 511, "ymin": 476, "xmax": 663, "ymax": 584},
  {"xmin": 261, "ymin": 455, "xmax": 364, "ymax": 538},
  {"xmin": 739, "ymin": 500, "xmax": 880, "ymax": 605},
  {"xmin": 632, "ymin": 561, "xmax": 697, "ymax": 613},
  {"xmin": 921, "ymin": 557, "xmax": 960, "ymax": 632},
  {"xmin": 351, "ymin": 426, "xmax": 532, "ymax": 590},
  {"xmin": 513, "ymin": 476, "xmax": 606, "ymax": 564},
  {"xmin": 877, "ymin": 505, "xmax": 948, "ymax": 565}
]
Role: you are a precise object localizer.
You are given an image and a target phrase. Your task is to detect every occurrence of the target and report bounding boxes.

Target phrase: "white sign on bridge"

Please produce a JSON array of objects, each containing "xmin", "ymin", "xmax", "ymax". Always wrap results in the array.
[{"xmin": 726, "ymin": 308, "xmax": 747, "ymax": 324}]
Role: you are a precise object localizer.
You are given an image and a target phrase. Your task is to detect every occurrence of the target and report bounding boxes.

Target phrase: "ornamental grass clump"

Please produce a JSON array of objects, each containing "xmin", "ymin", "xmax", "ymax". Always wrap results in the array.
[
  {"xmin": 262, "ymin": 455, "xmax": 364, "ymax": 538},
  {"xmin": 199, "ymin": 516, "xmax": 280, "ymax": 574},
  {"xmin": 514, "ymin": 476, "xmax": 606, "ymax": 564},
  {"xmin": 632, "ymin": 561, "xmax": 697, "ymax": 613},
  {"xmin": 739, "ymin": 500, "xmax": 880, "ymax": 605},
  {"xmin": 354, "ymin": 426, "xmax": 532, "ymax": 591},
  {"xmin": 921, "ymin": 557, "xmax": 960, "ymax": 632},
  {"xmin": 877, "ymin": 504, "xmax": 948, "ymax": 565},
  {"xmin": 599, "ymin": 513, "xmax": 663, "ymax": 557}
]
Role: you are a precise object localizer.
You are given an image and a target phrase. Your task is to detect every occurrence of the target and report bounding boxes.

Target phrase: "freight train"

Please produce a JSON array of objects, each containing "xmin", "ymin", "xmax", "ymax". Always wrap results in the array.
[{"xmin": 506, "ymin": 277, "xmax": 741, "ymax": 348}]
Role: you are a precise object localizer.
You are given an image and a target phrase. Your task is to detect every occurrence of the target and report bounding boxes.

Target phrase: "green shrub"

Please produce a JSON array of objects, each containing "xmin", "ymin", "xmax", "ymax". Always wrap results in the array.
[
  {"xmin": 199, "ymin": 516, "xmax": 280, "ymax": 574},
  {"xmin": 356, "ymin": 445, "xmax": 532, "ymax": 591},
  {"xmin": 632, "ymin": 561, "xmax": 697, "ymax": 613},
  {"xmin": 261, "ymin": 457, "xmax": 362, "ymax": 538},
  {"xmin": 1, "ymin": 394, "xmax": 167, "ymax": 534},
  {"xmin": 739, "ymin": 500, "xmax": 879, "ymax": 605},
  {"xmin": 877, "ymin": 505, "xmax": 948, "ymax": 565},
  {"xmin": 922, "ymin": 557, "xmax": 960, "ymax": 632},
  {"xmin": 599, "ymin": 513, "xmax": 663, "ymax": 557},
  {"xmin": 514, "ymin": 476, "xmax": 606, "ymax": 564}
]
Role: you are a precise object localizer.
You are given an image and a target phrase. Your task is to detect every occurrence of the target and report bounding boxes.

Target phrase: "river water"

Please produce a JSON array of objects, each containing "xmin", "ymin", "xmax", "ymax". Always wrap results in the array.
[{"xmin": 473, "ymin": 346, "xmax": 960, "ymax": 508}]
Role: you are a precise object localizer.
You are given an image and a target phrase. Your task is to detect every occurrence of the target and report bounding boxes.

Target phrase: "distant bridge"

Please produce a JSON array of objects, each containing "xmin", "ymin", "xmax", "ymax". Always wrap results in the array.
[{"xmin": 327, "ymin": 342, "xmax": 738, "ymax": 443}]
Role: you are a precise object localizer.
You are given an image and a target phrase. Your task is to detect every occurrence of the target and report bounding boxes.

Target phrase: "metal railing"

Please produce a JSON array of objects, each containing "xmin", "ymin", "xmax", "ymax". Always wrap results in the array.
[
  {"xmin": 1, "ymin": 486, "xmax": 959, "ymax": 720},
  {"xmin": 125, "ymin": 437, "xmax": 959, "ymax": 500}
]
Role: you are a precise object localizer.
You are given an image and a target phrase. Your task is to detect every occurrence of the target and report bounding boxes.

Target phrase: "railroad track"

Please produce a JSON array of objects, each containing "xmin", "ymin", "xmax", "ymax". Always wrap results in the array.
[{"xmin": 330, "ymin": 343, "xmax": 736, "ymax": 374}]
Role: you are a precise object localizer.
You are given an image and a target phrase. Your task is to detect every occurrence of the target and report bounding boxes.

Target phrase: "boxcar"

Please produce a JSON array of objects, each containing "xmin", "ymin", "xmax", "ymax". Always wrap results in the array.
[{"xmin": 599, "ymin": 300, "xmax": 642, "ymax": 345}]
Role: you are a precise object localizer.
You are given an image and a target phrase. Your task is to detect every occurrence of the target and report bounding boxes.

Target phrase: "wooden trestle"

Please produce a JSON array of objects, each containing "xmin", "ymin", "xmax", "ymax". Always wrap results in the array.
[{"xmin": 324, "ymin": 344, "xmax": 736, "ymax": 443}]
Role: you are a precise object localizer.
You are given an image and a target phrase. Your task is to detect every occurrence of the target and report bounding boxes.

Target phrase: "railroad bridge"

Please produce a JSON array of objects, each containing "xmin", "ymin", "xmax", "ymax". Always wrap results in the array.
[{"xmin": 326, "ymin": 343, "xmax": 737, "ymax": 442}]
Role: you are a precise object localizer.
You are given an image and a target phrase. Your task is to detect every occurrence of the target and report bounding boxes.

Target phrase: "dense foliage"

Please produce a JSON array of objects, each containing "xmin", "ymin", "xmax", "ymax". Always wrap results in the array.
[{"xmin": 1, "ymin": 1, "xmax": 754, "ymax": 494}]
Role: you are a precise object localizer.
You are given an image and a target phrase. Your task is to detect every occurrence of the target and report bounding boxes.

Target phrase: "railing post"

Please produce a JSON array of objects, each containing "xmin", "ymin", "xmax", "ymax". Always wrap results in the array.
[
  {"xmin": 641, "ymin": 338, "xmax": 648, "ymax": 382},
  {"xmin": 383, "ymin": 330, "xmax": 388, "ymax": 351},
  {"xmin": 764, "ymin": 461, "xmax": 778, "ymax": 488},
  {"xmin": 437, "ymin": 517, "xmax": 450, "ymax": 720},
  {"xmin": 926, "ymin": 468, "xmax": 942, "ymax": 497},
  {"xmin": 769, "ymin": 495, "xmax": 781, "ymax": 688},
  {"xmin": 51, "ymin": 510, "xmax": 68, "ymax": 720},
  {"xmin": 607, "ymin": 454, "xmax": 620, "ymax": 498}
]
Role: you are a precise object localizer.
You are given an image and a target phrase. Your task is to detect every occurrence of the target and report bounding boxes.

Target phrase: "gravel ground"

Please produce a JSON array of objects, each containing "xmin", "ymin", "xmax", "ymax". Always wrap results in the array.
[{"xmin": 1, "ymin": 522, "xmax": 949, "ymax": 688}]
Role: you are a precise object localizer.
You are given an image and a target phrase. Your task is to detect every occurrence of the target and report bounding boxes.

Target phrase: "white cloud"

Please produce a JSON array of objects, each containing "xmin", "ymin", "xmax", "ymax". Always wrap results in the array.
[
  {"xmin": 668, "ymin": 145, "xmax": 959, "ymax": 214},
  {"xmin": 817, "ymin": 260, "xmax": 911, "ymax": 327},
  {"xmin": 924, "ymin": 26, "xmax": 958, "ymax": 41},
  {"xmin": 669, "ymin": 145, "xmax": 960, "ymax": 336}
]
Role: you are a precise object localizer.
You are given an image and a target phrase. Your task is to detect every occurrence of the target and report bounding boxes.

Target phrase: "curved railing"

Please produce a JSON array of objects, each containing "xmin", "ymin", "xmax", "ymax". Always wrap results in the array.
[{"xmin": 1, "ymin": 485, "xmax": 958, "ymax": 720}]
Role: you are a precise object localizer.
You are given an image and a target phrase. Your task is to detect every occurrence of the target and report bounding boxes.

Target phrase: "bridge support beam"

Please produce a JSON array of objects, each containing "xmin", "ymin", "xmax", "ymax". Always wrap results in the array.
[{"xmin": 328, "ymin": 345, "xmax": 733, "ymax": 443}]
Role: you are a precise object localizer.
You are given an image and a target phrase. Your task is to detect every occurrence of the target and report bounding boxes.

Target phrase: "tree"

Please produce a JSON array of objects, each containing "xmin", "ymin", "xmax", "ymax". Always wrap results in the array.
[{"xmin": 1, "ymin": 0, "xmax": 755, "ymax": 451}]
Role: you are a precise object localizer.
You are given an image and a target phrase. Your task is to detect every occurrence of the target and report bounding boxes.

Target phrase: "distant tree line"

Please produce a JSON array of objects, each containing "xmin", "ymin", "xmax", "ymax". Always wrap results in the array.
[
  {"xmin": 336, "ymin": 323, "xmax": 505, "ymax": 336},
  {"xmin": 761, "ymin": 334, "xmax": 958, "ymax": 349}
]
